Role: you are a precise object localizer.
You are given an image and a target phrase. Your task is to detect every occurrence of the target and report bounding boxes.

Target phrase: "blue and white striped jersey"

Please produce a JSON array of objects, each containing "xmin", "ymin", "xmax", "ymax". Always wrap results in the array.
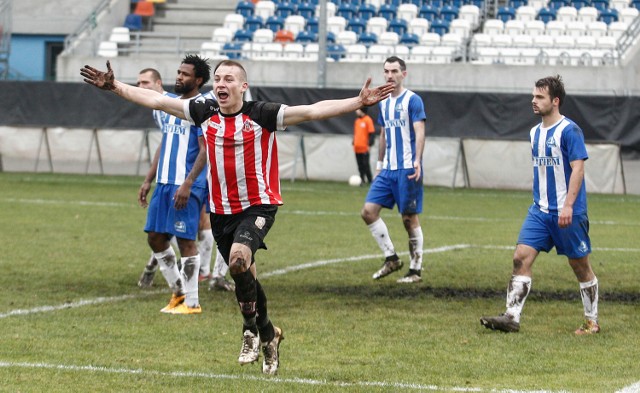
[
  {"xmin": 530, "ymin": 116, "xmax": 589, "ymax": 215},
  {"xmin": 153, "ymin": 91, "xmax": 207, "ymax": 188},
  {"xmin": 377, "ymin": 89, "xmax": 427, "ymax": 170}
]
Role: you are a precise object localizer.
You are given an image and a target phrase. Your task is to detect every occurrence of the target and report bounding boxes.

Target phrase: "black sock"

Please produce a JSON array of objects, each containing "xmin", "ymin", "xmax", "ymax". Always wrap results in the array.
[
  {"xmin": 256, "ymin": 280, "xmax": 274, "ymax": 342},
  {"xmin": 231, "ymin": 269, "xmax": 257, "ymax": 332}
]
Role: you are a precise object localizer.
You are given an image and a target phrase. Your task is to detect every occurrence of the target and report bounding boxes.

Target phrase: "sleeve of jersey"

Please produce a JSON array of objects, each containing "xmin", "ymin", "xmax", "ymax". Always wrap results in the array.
[
  {"xmin": 184, "ymin": 98, "xmax": 219, "ymax": 127},
  {"xmin": 564, "ymin": 125, "xmax": 589, "ymax": 162},
  {"xmin": 250, "ymin": 101, "xmax": 286, "ymax": 132},
  {"xmin": 408, "ymin": 95, "xmax": 427, "ymax": 122}
]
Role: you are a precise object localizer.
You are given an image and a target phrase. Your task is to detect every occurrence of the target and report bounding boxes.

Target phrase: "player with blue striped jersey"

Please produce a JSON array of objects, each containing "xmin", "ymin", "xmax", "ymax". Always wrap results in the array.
[
  {"xmin": 481, "ymin": 75, "xmax": 600, "ymax": 335},
  {"xmin": 361, "ymin": 56, "xmax": 427, "ymax": 284},
  {"xmin": 136, "ymin": 55, "xmax": 211, "ymax": 315}
]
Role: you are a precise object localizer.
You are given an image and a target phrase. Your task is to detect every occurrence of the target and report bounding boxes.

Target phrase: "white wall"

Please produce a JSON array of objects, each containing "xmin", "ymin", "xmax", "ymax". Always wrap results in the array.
[{"xmin": 0, "ymin": 126, "xmax": 628, "ymax": 195}]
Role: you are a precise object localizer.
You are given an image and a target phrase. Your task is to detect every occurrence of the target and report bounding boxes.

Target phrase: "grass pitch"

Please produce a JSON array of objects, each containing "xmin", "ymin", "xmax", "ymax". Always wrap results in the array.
[{"xmin": 0, "ymin": 172, "xmax": 639, "ymax": 392}]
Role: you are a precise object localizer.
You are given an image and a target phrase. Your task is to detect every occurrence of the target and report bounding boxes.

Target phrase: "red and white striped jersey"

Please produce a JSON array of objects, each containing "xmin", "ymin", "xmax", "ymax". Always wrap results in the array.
[{"xmin": 184, "ymin": 99, "xmax": 287, "ymax": 214}]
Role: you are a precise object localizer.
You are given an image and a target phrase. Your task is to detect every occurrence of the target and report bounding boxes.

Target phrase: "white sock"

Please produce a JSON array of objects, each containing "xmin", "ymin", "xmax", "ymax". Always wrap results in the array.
[
  {"xmin": 181, "ymin": 255, "xmax": 201, "ymax": 307},
  {"xmin": 155, "ymin": 247, "xmax": 183, "ymax": 295},
  {"xmin": 169, "ymin": 236, "xmax": 179, "ymax": 251},
  {"xmin": 198, "ymin": 229, "xmax": 214, "ymax": 276},
  {"xmin": 579, "ymin": 277, "xmax": 599, "ymax": 321},
  {"xmin": 144, "ymin": 251, "xmax": 158, "ymax": 272},
  {"xmin": 505, "ymin": 275, "xmax": 532, "ymax": 323},
  {"xmin": 408, "ymin": 226, "xmax": 423, "ymax": 271},
  {"xmin": 367, "ymin": 218, "xmax": 396, "ymax": 258},
  {"xmin": 212, "ymin": 249, "xmax": 228, "ymax": 278}
]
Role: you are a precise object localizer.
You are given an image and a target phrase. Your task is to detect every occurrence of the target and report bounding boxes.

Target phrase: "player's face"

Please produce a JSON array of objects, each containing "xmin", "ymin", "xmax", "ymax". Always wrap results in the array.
[
  {"xmin": 383, "ymin": 61, "xmax": 405, "ymax": 91},
  {"xmin": 213, "ymin": 65, "xmax": 248, "ymax": 112},
  {"xmin": 531, "ymin": 86, "xmax": 556, "ymax": 117},
  {"xmin": 136, "ymin": 71, "xmax": 160, "ymax": 92},
  {"xmin": 174, "ymin": 63, "xmax": 199, "ymax": 95}
]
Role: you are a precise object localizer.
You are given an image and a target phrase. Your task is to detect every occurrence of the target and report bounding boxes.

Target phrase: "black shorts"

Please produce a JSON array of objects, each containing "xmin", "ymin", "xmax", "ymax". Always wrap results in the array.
[{"xmin": 210, "ymin": 204, "xmax": 278, "ymax": 266}]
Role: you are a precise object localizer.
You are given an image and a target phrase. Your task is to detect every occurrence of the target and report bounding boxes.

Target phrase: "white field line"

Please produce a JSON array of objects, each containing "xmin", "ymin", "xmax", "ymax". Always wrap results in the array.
[
  {"xmin": 0, "ymin": 361, "xmax": 590, "ymax": 392},
  {"xmin": 4, "ymin": 198, "xmax": 640, "ymax": 227},
  {"xmin": 0, "ymin": 245, "xmax": 637, "ymax": 392}
]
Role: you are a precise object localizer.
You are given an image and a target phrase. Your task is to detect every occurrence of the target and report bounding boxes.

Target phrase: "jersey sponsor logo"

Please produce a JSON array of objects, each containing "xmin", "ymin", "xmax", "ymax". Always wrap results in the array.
[
  {"xmin": 174, "ymin": 220, "xmax": 186, "ymax": 233},
  {"xmin": 546, "ymin": 136, "xmax": 557, "ymax": 147},
  {"xmin": 208, "ymin": 122, "xmax": 222, "ymax": 131},
  {"xmin": 242, "ymin": 120, "xmax": 254, "ymax": 133},
  {"xmin": 162, "ymin": 123, "xmax": 187, "ymax": 136},
  {"xmin": 532, "ymin": 156, "xmax": 560, "ymax": 166},
  {"xmin": 384, "ymin": 119, "xmax": 406, "ymax": 128}
]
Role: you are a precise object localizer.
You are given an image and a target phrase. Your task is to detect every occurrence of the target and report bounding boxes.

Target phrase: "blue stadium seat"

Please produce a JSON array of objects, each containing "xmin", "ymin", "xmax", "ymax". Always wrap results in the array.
[
  {"xmin": 509, "ymin": 0, "xmax": 528, "ymax": 8},
  {"xmin": 123, "ymin": 14, "xmax": 143, "ymax": 31},
  {"xmin": 233, "ymin": 29, "xmax": 253, "ymax": 43},
  {"xmin": 266, "ymin": 15, "xmax": 285, "ymax": 32},
  {"xmin": 306, "ymin": 16, "xmax": 318, "ymax": 34},
  {"xmin": 598, "ymin": 7, "xmax": 618, "ymax": 23},
  {"xmin": 571, "ymin": 0, "xmax": 590, "ymax": 9},
  {"xmin": 468, "ymin": 0, "xmax": 485, "ymax": 9},
  {"xmin": 591, "ymin": 0, "xmax": 609, "ymax": 10},
  {"xmin": 357, "ymin": 3, "xmax": 377, "ymax": 21},
  {"xmin": 405, "ymin": 0, "xmax": 423, "ymax": 6},
  {"xmin": 440, "ymin": 5, "xmax": 459, "ymax": 22},
  {"xmin": 632, "ymin": 0, "xmax": 640, "ymax": 8},
  {"xmin": 296, "ymin": 30, "xmax": 317, "ymax": 43},
  {"xmin": 297, "ymin": 2, "xmax": 315, "ymax": 19},
  {"xmin": 399, "ymin": 32, "xmax": 420, "ymax": 46},
  {"xmin": 327, "ymin": 44, "xmax": 345, "ymax": 62},
  {"xmin": 428, "ymin": 0, "xmax": 445, "ymax": 8},
  {"xmin": 326, "ymin": 31, "xmax": 336, "ymax": 43},
  {"xmin": 235, "ymin": 1, "xmax": 255, "ymax": 18},
  {"xmin": 244, "ymin": 15, "xmax": 264, "ymax": 33},
  {"xmin": 419, "ymin": 4, "xmax": 440, "ymax": 22},
  {"xmin": 358, "ymin": 31, "xmax": 378, "ymax": 46},
  {"xmin": 449, "ymin": 0, "xmax": 465, "ymax": 8},
  {"xmin": 275, "ymin": 1, "xmax": 296, "ymax": 18},
  {"xmin": 388, "ymin": 18, "xmax": 409, "ymax": 35},
  {"xmin": 337, "ymin": 2, "xmax": 358, "ymax": 19},
  {"xmin": 378, "ymin": 3, "xmax": 398, "ymax": 20},
  {"xmin": 548, "ymin": 0, "xmax": 570, "ymax": 9},
  {"xmin": 429, "ymin": 18, "xmax": 450, "ymax": 35},
  {"xmin": 537, "ymin": 7, "xmax": 557, "ymax": 22},
  {"xmin": 496, "ymin": 6, "xmax": 516, "ymax": 22},
  {"xmin": 347, "ymin": 17, "xmax": 367, "ymax": 35},
  {"xmin": 223, "ymin": 42, "xmax": 243, "ymax": 59}
]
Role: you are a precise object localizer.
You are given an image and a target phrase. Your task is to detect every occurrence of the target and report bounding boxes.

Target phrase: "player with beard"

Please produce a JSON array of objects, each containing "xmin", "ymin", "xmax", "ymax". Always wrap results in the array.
[{"xmin": 135, "ymin": 55, "xmax": 210, "ymax": 315}]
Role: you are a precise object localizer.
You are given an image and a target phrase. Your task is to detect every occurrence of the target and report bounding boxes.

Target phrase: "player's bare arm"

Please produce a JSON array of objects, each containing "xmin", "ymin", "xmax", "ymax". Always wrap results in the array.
[
  {"xmin": 283, "ymin": 78, "xmax": 393, "ymax": 126},
  {"xmin": 80, "ymin": 61, "xmax": 186, "ymax": 120},
  {"xmin": 559, "ymin": 159, "xmax": 585, "ymax": 228},
  {"xmin": 408, "ymin": 120, "xmax": 426, "ymax": 181}
]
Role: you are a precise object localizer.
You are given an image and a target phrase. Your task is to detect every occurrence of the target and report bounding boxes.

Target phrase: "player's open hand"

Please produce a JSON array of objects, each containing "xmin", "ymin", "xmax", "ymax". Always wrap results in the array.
[
  {"xmin": 80, "ymin": 61, "xmax": 116, "ymax": 91},
  {"xmin": 359, "ymin": 77, "xmax": 394, "ymax": 106}
]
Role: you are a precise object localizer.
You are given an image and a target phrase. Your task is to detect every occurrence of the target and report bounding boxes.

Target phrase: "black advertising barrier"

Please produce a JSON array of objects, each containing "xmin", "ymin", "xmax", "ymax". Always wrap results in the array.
[{"xmin": 1, "ymin": 81, "xmax": 638, "ymax": 157}]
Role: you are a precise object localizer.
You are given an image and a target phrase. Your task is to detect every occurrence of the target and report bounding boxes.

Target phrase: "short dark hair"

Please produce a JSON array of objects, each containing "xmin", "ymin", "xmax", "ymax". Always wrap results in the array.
[
  {"xmin": 139, "ymin": 68, "xmax": 161, "ymax": 82},
  {"xmin": 384, "ymin": 56, "xmax": 406, "ymax": 71},
  {"xmin": 182, "ymin": 54, "xmax": 211, "ymax": 88},
  {"xmin": 535, "ymin": 75, "xmax": 566, "ymax": 107}
]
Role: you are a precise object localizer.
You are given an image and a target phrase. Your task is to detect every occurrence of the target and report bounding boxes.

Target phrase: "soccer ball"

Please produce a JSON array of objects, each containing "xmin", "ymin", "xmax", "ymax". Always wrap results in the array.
[{"xmin": 348, "ymin": 175, "xmax": 362, "ymax": 187}]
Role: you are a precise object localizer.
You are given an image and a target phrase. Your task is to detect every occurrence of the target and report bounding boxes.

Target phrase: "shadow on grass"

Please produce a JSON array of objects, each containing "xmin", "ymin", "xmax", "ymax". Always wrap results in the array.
[{"xmin": 305, "ymin": 284, "xmax": 640, "ymax": 303}]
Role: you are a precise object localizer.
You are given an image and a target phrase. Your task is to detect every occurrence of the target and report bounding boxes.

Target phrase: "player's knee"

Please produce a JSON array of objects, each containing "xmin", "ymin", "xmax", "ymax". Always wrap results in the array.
[{"xmin": 229, "ymin": 254, "xmax": 248, "ymax": 274}]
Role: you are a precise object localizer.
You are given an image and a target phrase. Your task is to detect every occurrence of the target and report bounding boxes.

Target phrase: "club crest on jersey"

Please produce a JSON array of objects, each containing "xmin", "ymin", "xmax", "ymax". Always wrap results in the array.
[
  {"xmin": 546, "ymin": 136, "xmax": 557, "ymax": 147},
  {"xmin": 394, "ymin": 103, "xmax": 404, "ymax": 112},
  {"xmin": 242, "ymin": 120, "xmax": 254, "ymax": 133}
]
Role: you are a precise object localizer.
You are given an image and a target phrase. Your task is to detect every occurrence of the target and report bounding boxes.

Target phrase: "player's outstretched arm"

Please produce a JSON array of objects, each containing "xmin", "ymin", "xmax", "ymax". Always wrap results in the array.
[
  {"xmin": 283, "ymin": 78, "xmax": 393, "ymax": 126},
  {"xmin": 80, "ymin": 61, "xmax": 186, "ymax": 120}
]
